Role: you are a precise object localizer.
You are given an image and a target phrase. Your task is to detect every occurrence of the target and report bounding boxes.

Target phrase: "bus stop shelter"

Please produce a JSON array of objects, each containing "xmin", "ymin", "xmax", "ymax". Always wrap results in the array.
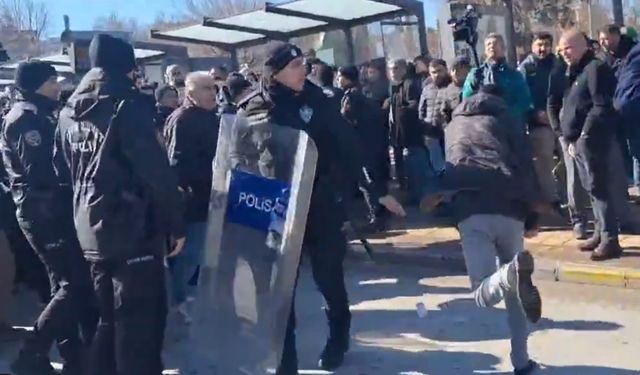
[{"xmin": 150, "ymin": 0, "xmax": 427, "ymax": 68}]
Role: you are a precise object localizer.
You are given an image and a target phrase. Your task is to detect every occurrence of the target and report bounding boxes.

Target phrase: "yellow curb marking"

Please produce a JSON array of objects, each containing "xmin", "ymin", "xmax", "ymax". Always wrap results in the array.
[{"xmin": 557, "ymin": 263, "xmax": 640, "ymax": 288}]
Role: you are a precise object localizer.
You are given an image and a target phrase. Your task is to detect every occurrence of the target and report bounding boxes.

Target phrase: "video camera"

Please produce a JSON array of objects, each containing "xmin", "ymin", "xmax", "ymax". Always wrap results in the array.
[{"xmin": 448, "ymin": 5, "xmax": 482, "ymax": 67}]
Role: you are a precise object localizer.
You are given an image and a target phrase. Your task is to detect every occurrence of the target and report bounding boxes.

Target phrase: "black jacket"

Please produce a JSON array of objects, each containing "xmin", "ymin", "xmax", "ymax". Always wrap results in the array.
[
  {"xmin": 547, "ymin": 56, "xmax": 568, "ymax": 136},
  {"xmin": 519, "ymin": 53, "xmax": 556, "ymax": 128},
  {"xmin": 560, "ymin": 51, "xmax": 617, "ymax": 144},
  {"xmin": 0, "ymin": 93, "xmax": 67, "ymax": 220},
  {"xmin": 55, "ymin": 68, "xmax": 185, "ymax": 261},
  {"xmin": 239, "ymin": 80, "xmax": 382, "ymax": 243},
  {"xmin": 164, "ymin": 103, "xmax": 220, "ymax": 223},
  {"xmin": 390, "ymin": 77, "xmax": 423, "ymax": 148},
  {"xmin": 155, "ymin": 105, "xmax": 175, "ymax": 132},
  {"xmin": 443, "ymin": 93, "xmax": 539, "ymax": 223}
]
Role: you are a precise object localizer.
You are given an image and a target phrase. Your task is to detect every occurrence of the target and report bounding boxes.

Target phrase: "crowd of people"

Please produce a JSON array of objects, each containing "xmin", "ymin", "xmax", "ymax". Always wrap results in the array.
[{"xmin": 1, "ymin": 21, "xmax": 640, "ymax": 375}]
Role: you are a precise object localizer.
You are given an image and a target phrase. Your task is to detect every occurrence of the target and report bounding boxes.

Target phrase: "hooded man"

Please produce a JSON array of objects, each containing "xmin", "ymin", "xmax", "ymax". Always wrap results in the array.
[
  {"xmin": 428, "ymin": 85, "xmax": 543, "ymax": 375},
  {"xmin": 1, "ymin": 61, "xmax": 97, "ymax": 375},
  {"xmin": 55, "ymin": 34, "xmax": 186, "ymax": 374}
]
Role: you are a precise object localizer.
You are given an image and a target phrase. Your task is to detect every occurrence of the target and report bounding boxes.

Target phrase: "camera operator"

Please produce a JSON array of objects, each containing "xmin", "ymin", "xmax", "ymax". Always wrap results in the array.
[{"xmin": 462, "ymin": 33, "xmax": 533, "ymax": 122}]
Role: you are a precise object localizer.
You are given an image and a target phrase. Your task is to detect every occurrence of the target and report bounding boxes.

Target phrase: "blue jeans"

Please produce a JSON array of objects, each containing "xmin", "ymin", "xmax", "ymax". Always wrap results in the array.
[
  {"xmin": 404, "ymin": 146, "xmax": 432, "ymax": 204},
  {"xmin": 168, "ymin": 222, "xmax": 207, "ymax": 305},
  {"xmin": 425, "ymin": 136, "xmax": 445, "ymax": 174}
]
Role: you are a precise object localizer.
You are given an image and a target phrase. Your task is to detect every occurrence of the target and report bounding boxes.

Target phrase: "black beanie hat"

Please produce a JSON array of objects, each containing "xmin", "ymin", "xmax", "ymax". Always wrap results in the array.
[
  {"xmin": 338, "ymin": 66, "xmax": 359, "ymax": 84},
  {"xmin": 89, "ymin": 34, "xmax": 136, "ymax": 75},
  {"xmin": 14, "ymin": 61, "xmax": 57, "ymax": 93},
  {"xmin": 226, "ymin": 74, "xmax": 252, "ymax": 101},
  {"xmin": 264, "ymin": 42, "xmax": 303, "ymax": 76}
]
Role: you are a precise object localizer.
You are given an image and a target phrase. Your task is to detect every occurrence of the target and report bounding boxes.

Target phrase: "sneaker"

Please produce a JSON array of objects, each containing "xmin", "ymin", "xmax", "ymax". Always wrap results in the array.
[
  {"xmin": 10, "ymin": 354, "xmax": 57, "ymax": 375},
  {"xmin": 514, "ymin": 360, "xmax": 540, "ymax": 375},
  {"xmin": 591, "ymin": 240, "xmax": 623, "ymax": 261},
  {"xmin": 578, "ymin": 235, "xmax": 600, "ymax": 252},
  {"xmin": 514, "ymin": 251, "xmax": 542, "ymax": 323}
]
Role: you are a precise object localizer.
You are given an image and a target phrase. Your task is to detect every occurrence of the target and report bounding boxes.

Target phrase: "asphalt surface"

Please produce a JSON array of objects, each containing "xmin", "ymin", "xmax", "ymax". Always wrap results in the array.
[{"xmin": 2, "ymin": 260, "xmax": 639, "ymax": 375}]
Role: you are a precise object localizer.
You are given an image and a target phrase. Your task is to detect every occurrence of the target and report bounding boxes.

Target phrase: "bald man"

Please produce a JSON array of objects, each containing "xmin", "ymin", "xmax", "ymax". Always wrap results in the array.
[
  {"xmin": 164, "ymin": 72, "xmax": 220, "ymax": 321},
  {"xmin": 558, "ymin": 30, "xmax": 621, "ymax": 261}
]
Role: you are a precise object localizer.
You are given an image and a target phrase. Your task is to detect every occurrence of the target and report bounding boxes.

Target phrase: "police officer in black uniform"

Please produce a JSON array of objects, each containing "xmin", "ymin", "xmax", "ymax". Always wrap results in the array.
[
  {"xmin": 55, "ymin": 34, "xmax": 186, "ymax": 375},
  {"xmin": 238, "ymin": 42, "xmax": 406, "ymax": 374},
  {"xmin": 1, "ymin": 61, "xmax": 97, "ymax": 375}
]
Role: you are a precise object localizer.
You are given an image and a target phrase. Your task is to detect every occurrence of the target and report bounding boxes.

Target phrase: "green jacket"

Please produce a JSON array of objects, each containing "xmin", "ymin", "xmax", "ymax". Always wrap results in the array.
[{"xmin": 462, "ymin": 59, "xmax": 533, "ymax": 120}]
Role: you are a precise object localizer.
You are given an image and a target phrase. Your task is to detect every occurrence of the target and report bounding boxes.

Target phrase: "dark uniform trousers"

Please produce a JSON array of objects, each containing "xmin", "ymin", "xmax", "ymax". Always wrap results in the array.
[
  {"xmin": 574, "ymin": 136, "xmax": 619, "ymax": 242},
  {"xmin": 279, "ymin": 229, "xmax": 351, "ymax": 373},
  {"xmin": 89, "ymin": 252, "xmax": 167, "ymax": 375},
  {"xmin": 16, "ymin": 204, "xmax": 97, "ymax": 365}
]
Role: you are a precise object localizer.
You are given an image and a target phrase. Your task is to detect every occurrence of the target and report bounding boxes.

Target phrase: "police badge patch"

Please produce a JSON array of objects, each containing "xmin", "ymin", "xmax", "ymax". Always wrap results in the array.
[
  {"xmin": 299, "ymin": 105, "xmax": 313, "ymax": 123},
  {"xmin": 24, "ymin": 130, "xmax": 41, "ymax": 147}
]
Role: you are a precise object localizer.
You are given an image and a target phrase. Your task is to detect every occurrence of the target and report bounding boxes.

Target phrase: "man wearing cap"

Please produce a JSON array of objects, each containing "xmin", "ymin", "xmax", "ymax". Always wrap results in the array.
[
  {"xmin": 1, "ymin": 61, "xmax": 97, "ymax": 375},
  {"xmin": 239, "ymin": 42, "xmax": 406, "ymax": 374},
  {"xmin": 56, "ymin": 34, "xmax": 186, "ymax": 374}
]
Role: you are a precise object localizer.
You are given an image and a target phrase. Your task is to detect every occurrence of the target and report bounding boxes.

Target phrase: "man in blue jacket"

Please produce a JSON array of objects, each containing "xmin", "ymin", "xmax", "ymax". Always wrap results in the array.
[{"xmin": 463, "ymin": 33, "xmax": 533, "ymax": 122}]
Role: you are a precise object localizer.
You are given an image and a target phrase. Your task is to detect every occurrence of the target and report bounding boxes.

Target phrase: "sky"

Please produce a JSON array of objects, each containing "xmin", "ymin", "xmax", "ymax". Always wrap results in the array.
[{"xmin": 49, "ymin": 0, "xmax": 443, "ymax": 37}]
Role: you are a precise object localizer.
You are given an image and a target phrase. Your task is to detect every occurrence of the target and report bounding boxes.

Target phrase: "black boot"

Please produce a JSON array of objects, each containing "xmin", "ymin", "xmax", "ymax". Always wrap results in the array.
[
  {"xmin": 578, "ymin": 235, "xmax": 601, "ymax": 252},
  {"xmin": 591, "ymin": 239, "xmax": 623, "ymax": 261},
  {"xmin": 11, "ymin": 353, "xmax": 57, "ymax": 375},
  {"xmin": 318, "ymin": 312, "xmax": 351, "ymax": 371}
]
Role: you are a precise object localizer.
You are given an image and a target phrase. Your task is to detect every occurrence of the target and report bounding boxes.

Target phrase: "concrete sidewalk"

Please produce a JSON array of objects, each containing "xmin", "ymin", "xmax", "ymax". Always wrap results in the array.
[{"xmin": 348, "ymin": 208, "xmax": 640, "ymax": 289}]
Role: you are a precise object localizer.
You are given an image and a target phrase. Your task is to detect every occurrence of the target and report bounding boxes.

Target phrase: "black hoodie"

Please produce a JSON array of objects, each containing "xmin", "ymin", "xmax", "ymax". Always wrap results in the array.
[
  {"xmin": 442, "ymin": 93, "xmax": 540, "ymax": 223},
  {"xmin": 55, "ymin": 68, "xmax": 185, "ymax": 261}
]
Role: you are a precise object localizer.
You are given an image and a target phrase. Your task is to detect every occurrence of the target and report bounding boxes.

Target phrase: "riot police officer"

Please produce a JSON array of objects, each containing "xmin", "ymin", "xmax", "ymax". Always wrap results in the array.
[
  {"xmin": 238, "ymin": 42, "xmax": 405, "ymax": 374},
  {"xmin": 1, "ymin": 61, "xmax": 97, "ymax": 375},
  {"xmin": 56, "ymin": 34, "xmax": 186, "ymax": 375}
]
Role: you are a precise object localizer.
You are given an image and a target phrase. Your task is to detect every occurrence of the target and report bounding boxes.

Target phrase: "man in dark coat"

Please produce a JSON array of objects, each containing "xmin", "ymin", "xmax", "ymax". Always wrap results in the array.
[
  {"xmin": 518, "ymin": 32, "xmax": 562, "ymax": 210},
  {"xmin": 56, "ymin": 34, "xmax": 186, "ymax": 374},
  {"xmin": 164, "ymin": 71, "xmax": 220, "ymax": 323},
  {"xmin": 337, "ymin": 65, "xmax": 390, "ymax": 229},
  {"xmin": 1, "ymin": 61, "xmax": 97, "ymax": 375},
  {"xmin": 559, "ymin": 30, "xmax": 621, "ymax": 261},
  {"xmin": 154, "ymin": 84, "xmax": 179, "ymax": 131},
  {"xmin": 388, "ymin": 58, "xmax": 426, "ymax": 203}
]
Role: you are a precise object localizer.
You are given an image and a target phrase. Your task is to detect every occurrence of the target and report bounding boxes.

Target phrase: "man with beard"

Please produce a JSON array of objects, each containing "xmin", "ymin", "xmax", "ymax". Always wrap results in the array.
[
  {"xmin": 419, "ymin": 59, "xmax": 451, "ymax": 175},
  {"xmin": 413, "ymin": 54, "xmax": 432, "ymax": 89},
  {"xmin": 559, "ymin": 29, "xmax": 621, "ymax": 260},
  {"xmin": 56, "ymin": 34, "xmax": 185, "ymax": 374},
  {"xmin": 165, "ymin": 64, "xmax": 187, "ymax": 102},
  {"xmin": 154, "ymin": 85, "xmax": 180, "ymax": 131},
  {"xmin": 463, "ymin": 33, "xmax": 533, "ymax": 122},
  {"xmin": 2, "ymin": 61, "xmax": 97, "ymax": 375},
  {"xmin": 518, "ymin": 32, "xmax": 561, "ymax": 211}
]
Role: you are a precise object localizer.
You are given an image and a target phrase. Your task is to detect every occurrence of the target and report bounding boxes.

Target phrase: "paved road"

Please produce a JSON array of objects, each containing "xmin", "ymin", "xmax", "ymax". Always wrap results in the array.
[{"xmin": 2, "ymin": 260, "xmax": 640, "ymax": 374}]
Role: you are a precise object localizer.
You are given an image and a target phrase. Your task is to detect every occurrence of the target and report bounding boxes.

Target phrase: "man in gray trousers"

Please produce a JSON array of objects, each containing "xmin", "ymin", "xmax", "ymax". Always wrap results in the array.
[{"xmin": 426, "ymin": 84, "xmax": 543, "ymax": 375}]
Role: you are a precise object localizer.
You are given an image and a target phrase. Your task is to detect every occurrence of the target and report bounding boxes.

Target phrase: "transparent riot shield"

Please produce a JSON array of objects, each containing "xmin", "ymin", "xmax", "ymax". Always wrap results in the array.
[{"xmin": 186, "ymin": 112, "xmax": 318, "ymax": 374}]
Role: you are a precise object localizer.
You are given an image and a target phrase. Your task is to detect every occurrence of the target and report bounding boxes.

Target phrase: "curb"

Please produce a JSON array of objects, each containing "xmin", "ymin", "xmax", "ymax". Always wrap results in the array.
[
  {"xmin": 347, "ymin": 243, "xmax": 640, "ymax": 290},
  {"xmin": 555, "ymin": 263, "xmax": 640, "ymax": 289}
]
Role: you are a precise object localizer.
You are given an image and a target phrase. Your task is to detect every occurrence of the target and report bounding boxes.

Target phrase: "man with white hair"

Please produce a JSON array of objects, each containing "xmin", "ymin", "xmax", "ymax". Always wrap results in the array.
[{"xmin": 164, "ymin": 71, "xmax": 220, "ymax": 322}]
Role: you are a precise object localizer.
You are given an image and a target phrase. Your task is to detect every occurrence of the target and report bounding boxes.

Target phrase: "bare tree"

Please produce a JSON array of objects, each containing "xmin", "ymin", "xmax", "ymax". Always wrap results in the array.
[
  {"xmin": 94, "ymin": 12, "xmax": 139, "ymax": 33},
  {"xmin": 0, "ymin": 0, "xmax": 49, "ymax": 39}
]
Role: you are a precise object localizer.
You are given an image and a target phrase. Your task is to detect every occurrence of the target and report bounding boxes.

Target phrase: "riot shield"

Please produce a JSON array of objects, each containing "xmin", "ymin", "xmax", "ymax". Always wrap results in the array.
[{"xmin": 186, "ymin": 112, "xmax": 318, "ymax": 374}]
